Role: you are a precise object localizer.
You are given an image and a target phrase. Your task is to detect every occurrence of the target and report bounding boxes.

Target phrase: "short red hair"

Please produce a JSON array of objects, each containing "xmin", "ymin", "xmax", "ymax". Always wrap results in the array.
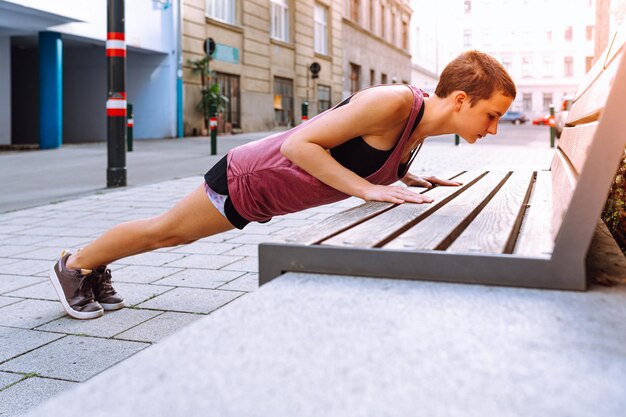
[{"xmin": 435, "ymin": 50, "xmax": 516, "ymax": 106}]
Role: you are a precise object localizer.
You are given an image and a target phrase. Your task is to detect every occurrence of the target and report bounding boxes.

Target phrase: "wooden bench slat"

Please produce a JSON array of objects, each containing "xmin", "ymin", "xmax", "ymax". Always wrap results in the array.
[
  {"xmin": 557, "ymin": 122, "xmax": 598, "ymax": 174},
  {"xmin": 567, "ymin": 47, "xmax": 623, "ymax": 126},
  {"xmin": 280, "ymin": 201, "xmax": 395, "ymax": 245},
  {"xmin": 282, "ymin": 172, "xmax": 463, "ymax": 246},
  {"xmin": 384, "ymin": 171, "xmax": 510, "ymax": 251},
  {"xmin": 514, "ymin": 170, "xmax": 554, "ymax": 257},
  {"xmin": 320, "ymin": 170, "xmax": 483, "ymax": 248},
  {"xmin": 446, "ymin": 171, "xmax": 534, "ymax": 254},
  {"xmin": 550, "ymin": 148, "xmax": 578, "ymax": 240}
]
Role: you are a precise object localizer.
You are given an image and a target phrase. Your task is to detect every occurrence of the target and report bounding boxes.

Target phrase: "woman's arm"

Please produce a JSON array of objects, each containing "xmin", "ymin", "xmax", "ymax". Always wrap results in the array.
[{"xmin": 280, "ymin": 86, "xmax": 432, "ymax": 204}]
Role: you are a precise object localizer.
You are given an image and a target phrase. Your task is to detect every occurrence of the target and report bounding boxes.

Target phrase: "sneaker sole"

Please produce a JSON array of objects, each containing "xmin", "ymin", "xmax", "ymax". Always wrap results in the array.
[
  {"xmin": 48, "ymin": 266, "xmax": 104, "ymax": 320},
  {"xmin": 100, "ymin": 301, "xmax": 125, "ymax": 311}
]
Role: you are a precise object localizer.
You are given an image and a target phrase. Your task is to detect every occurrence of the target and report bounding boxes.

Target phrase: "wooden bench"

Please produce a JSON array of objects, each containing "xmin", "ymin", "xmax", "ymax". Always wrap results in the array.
[{"xmin": 259, "ymin": 31, "xmax": 626, "ymax": 291}]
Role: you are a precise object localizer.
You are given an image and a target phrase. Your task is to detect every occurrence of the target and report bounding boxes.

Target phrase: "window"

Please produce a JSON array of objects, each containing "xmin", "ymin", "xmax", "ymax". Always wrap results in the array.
[
  {"xmin": 370, "ymin": 69, "xmax": 375, "ymax": 86},
  {"xmin": 565, "ymin": 26, "xmax": 573, "ymax": 41},
  {"xmin": 543, "ymin": 57, "xmax": 553, "ymax": 77},
  {"xmin": 271, "ymin": 0, "xmax": 289, "ymax": 42},
  {"xmin": 502, "ymin": 56, "xmax": 512, "ymax": 73},
  {"xmin": 274, "ymin": 77, "xmax": 293, "ymax": 127},
  {"xmin": 543, "ymin": 93, "xmax": 553, "ymax": 111},
  {"xmin": 317, "ymin": 84, "xmax": 331, "ymax": 113},
  {"xmin": 348, "ymin": 0, "xmax": 360, "ymax": 23},
  {"xmin": 523, "ymin": 93, "xmax": 532, "ymax": 112},
  {"xmin": 207, "ymin": 0, "xmax": 236, "ymax": 24},
  {"xmin": 314, "ymin": 4, "xmax": 328, "ymax": 55},
  {"xmin": 564, "ymin": 56, "xmax": 573, "ymax": 77},
  {"xmin": 369, "ymin": 0, "xmax": 375, "ymax": 31},
  {"xmin": 401, "ymin": 21, "xmax": 408, "ymax": 50},
  {"xmin": 381, "ymin": 72, "xmax": 387, "ymax": 84},
  {"xmin": 381, "ymin": 4, "xmax": 386, "ymax": 39},
  {"xmin": 586, "ymin": 56, "xmax": 594, "ymax": 73},
  {"xmin": 482, "ymin": 30, "xmax": 491, "ymax": 46},
  {"xmin": 522, "ymin": 56, "xmax": 532, "ymax": 78},
  {"xmin": 215, "ymin": 72, "xmax": 241, "ymax": 131},
  {"xmin": 350, "ymin": 63, "xmax": 361, "ymax": 93},
  {"xmin": 463, "ymin": 29, "xmax": 472, "ymax": 47},
  {"xmin": 586, "ymin": 25, "xmax": 594, "ymax": 41},
  {"xmin": 464, "ymin": 0, "xmax": 471, "ymax": 13}
]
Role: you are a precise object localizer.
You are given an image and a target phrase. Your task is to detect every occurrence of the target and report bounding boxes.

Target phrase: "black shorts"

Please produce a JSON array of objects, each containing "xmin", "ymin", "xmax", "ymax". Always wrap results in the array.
[{"xmin": 203, "ymin": 156, "xmax": 250, "ymax": 230}]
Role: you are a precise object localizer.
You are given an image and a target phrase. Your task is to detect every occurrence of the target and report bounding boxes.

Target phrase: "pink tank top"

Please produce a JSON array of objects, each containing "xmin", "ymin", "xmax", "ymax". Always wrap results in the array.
[{"xmin": 227, "ymin": 85, "xmax": 426, "ymax": 222}]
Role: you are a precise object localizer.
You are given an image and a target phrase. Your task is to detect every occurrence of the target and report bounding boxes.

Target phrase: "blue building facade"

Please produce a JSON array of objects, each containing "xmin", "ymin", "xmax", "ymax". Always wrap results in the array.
[{"xmin": 0, "ymin": 0, "xmax": 180, "ymax": 148}]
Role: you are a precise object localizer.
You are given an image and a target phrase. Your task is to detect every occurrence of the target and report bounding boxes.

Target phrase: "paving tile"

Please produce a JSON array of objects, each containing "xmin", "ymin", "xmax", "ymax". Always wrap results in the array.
[
  {"xmin": 0, "ymin": 371, "xmax": 21, "ymax": 390},
  {"xmin": 0, "ymin": 300, "xmax": 66, "ymax": 329},
  {"xmin": 112, "ymin": 252, "xmax": 184, "ymax": 267},
  {"xmin": 0, "ymin": 275, "xmax": 45, "ymax": 295},
  {"xmin": 153, "ymin": 269, "xmax": 244, "ymax": 289},
  {"xmin": 164, "ymin": 254, "xmax": 242, "ymax": 269},
  {"xmin": 223, "ymin": 234, "xmax": 280, "ymax": 244},
  {"xmin": 219, "ymin": 257, "xmax": 258, "ymax": 273},
  {"xmin": 0, "ymin": 245, "xmax": 36, "ymax": 257},
  {"xmin": 30, "ymin": 236, "xmax": 92, "ymax": 248},
  {"xmin": 167, "ymin": 241, "xmax": 239, "ymax": 255},
  {"xmin": 0, "ymin": 296, "xmax": 22, "ymax": 308},
  {"xmin": 0, "ymin": 235, "xmax": 53, "ymax": 246},
  {"xmin": 19, "ymin": 226, "xmax": 105, "ymax": 237},
  {"xmin": 221, "ymin": 244, "xmax": 259, "ymax": 257},
  {"xmin": 114, "ymin": 312, "xmax": 202, "ymax": 343},
  {"xmin": 109, "ymin": 282, "xmax": 174, "ymax": 306},
  {"xmin": 0, "ymin": 258, "xmax": 19, "ymax": 267},
  {"xmin": 0, "ymin": 335, "xmax": 149, "ymax": 382},
  {"xmin": 217, "ymin": 273, "xmax": 260, "ymax": 292},
  {"xmin": 0, "ymin": 376, "xmax": 76, "ymax": 416},
  {"xmin": 0, "ymin": 225, "xmax": 25, "ymax": 234},
  {"xmin": 5, "ymin": 282, "xmax": 57, "ymax": 301},
  {"xmin": 0, "ymin": 260, "xmax": 51, "ymax": 276},
  {"xmin": 137, "ymin": 287, "xmax": 244, "ymax": 314},
  {"xmin": 108, "ymin": 265, "xmax": 183, "ymax": 284},
  {"xmin": 13, "ymin": 247, "xmax": 64, "ymax": 261},
  {"xmin": 36, "ymin": 308, "xmax": 161, "ymax": 338},
  {"xmin": 0, "ymin": 326, "xmax": 64, "ymax": 363}
]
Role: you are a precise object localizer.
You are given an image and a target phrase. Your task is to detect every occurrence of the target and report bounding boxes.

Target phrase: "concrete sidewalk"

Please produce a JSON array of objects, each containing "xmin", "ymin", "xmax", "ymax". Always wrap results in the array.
[
  {"xmin": 0, "ymin": 132, "xmax": 591, "ymax": 416},
  {"xmin": 0, "ymin": 131, "xmax": 276, "ymax": 213}
]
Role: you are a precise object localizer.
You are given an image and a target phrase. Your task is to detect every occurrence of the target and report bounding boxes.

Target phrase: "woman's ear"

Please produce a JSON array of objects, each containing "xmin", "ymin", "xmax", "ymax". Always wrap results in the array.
[{"xmin": 453, "ymin": 91, "xmax": 468, "ymax": 112}]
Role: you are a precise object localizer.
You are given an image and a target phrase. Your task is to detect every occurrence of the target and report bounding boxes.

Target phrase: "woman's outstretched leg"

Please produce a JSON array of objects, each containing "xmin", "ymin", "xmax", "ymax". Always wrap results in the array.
[
  {"xmin": 49, "ymin": 184, "xmax": 235, "ymax": 320},
  {"xmin": 67, "ymin": 184, "xmax": 234, "ymax": 269}
]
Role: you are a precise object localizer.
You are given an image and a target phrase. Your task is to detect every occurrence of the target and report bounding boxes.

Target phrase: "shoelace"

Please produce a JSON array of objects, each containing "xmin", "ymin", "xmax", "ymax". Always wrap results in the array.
[
  {"xmin": 74, "ymin": 273, "xmax": 97, "ymax": 307},
  {"xmin": 98, "ymin": 268, "xmax": 115, "ymax": 295}
]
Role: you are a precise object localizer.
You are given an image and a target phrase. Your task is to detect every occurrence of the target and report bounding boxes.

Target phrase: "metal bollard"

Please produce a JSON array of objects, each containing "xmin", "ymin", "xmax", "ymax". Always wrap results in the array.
[
  {"xmin": 301, "ymin": 101, "xmax": 309, "ymax": 123},
  {"xmin": 549, "ymin": 104, "xmax": 555, "ymax": 148},
  {"xmin": 209, "ymin": 101, "xmax": 217, "ymax": 155},
  {"xmin": 455, "ymin": 134, "xmax": 460, "ymax": 146},
  {"xmin": 126, "ymin": 103, "xmax": 133, "ymax": 152}
]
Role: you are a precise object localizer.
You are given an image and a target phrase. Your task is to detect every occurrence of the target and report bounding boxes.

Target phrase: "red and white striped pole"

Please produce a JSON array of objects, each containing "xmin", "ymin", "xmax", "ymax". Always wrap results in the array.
[{"xmin": 106, "ymin": 0, "xmax": 127, "ymax": 187}]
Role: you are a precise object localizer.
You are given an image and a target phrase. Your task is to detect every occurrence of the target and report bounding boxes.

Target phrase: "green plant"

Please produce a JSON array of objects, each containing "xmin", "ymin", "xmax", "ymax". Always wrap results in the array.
[
  {"xmin": 602, "ymin": 147, "xmax": 626, "ymax": 254},
  {"xmin": 188, "ymin": 56, "xmax": 228, "ymax": 132}
]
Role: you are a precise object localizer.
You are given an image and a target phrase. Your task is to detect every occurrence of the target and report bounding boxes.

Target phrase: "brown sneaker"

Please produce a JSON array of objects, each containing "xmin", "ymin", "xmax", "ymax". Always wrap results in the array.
[
  {"xmin": 92, "ymin": 266, "xmax": 125, "ymax": 311},
  {"xmin": 49, "ymin": 251, "xmax": 103, "ymax": 320}
]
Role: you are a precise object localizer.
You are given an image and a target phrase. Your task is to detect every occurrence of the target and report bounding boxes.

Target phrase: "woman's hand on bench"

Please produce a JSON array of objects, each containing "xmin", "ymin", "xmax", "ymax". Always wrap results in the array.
[
  {"xmin": 400, "ymin": 173, "xmax": 462, "ymax": 188},
  {"xmin": 362, "ymin": 184, "xmax": 434, "ymax": 205}
]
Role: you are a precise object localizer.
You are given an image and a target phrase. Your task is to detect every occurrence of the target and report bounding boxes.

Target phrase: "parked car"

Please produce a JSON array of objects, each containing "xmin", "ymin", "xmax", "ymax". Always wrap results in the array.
[
  {"xmin": 532, "ymin": 114, "xmax": 553, "ymax": 125},
  {"xmin": 499, "ymin": 111, "xmax": 528, "ymax": 125},
  {"xmin": 555, "ymin": 95, "xmax": 573, "ymax": 138}
]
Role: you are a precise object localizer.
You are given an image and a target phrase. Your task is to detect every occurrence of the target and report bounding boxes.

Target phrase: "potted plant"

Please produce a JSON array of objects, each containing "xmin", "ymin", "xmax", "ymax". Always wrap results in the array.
[{"xmin": 188, "ymin": 55, "xmax": 228, "ymax": 134}]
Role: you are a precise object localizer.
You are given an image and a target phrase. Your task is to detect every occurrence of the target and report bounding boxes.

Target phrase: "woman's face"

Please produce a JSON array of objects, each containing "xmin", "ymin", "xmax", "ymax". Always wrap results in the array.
[{"xmin": 457, "ymin": 92, "xmax": 513, "ymax": 144}]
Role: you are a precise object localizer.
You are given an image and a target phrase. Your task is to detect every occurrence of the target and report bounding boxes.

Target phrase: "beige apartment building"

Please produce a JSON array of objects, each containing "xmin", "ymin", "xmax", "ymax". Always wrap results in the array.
[{"xmin": 182, "ymin": 0, "xmax": 412, "ymax": 134}]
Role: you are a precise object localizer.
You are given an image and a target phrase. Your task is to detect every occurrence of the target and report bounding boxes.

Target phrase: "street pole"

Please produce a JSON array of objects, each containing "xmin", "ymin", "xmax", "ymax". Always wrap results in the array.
[
  {"xmin": 106, "ymin": 0, "xmax": 127, "ymax": 187},
  {"xmin": 549, "ymin": 104, "xmax": 556, "ymax": 148}
]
